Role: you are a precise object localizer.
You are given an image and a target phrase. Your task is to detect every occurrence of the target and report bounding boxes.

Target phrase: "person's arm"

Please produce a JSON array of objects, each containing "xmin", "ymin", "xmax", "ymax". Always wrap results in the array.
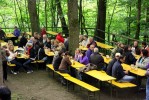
[{"xmin": 79, "ymin": 56, "xmax": 87, "ymax": 64}]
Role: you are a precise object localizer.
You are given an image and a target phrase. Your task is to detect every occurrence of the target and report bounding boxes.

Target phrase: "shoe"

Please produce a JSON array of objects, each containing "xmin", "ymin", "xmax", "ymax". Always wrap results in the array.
[
  {"xmin": 27, "ymin": 70, "xmax": 33, "ymax": 74},
  {"xmin": 11, "ymin": 70, "xmax": 17, "ymax": 75}
]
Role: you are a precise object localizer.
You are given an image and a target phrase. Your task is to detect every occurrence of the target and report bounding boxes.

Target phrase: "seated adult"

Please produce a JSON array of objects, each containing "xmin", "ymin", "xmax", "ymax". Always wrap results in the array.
[
  {"xmin": 8, "ymin": 45, "xmax": 22, "ymax": 74},
  {"xmin": 142, "ymin": 42, "xmax": 149, "ymax": 56},
  {"xmin": 74, "ymin": 48, "xmax": 81, "ymax": 62},
  {"xmin": 79, "ymin": 50, "xmax": 89, "ymax": 65},
  {"xmin": 33, "ymin": 32, "xmax": 38, "ymax": 40},
  {"xmin": 37, "ymin": 34, "xmax": 42, "ymax": 43},
  {"xmin": 23, "ymin": 43, "xmax": 35, "ymax": 74},
  {"xmin": 56, "ymin": 33, "xmax": 64, "ymax": 43},
  {"xmin": 18, "ymin": 32, "xmax": 27, "ymax": 48},
  {"xmin": 123, "ymin": 45, "xmax": 136, "ymax": 65},
  {"xmin": 37, "ymin": 43, "xmax": 47, "ymax": 61},
  {"xmin": 0, "ymin": 86, "xmax": 11, "ymax": 100},
  {"xmin": 59, "ymin": 51, "xmax": 72, "ymax": 73},
  {"xmin": 136, "ymin": 49, "xmax": 149, "ymax": 70},
  {"xmin": 112, "ymin": 55, "xmax": 135, "ymax": 83},
  {"xmin": 131, "ymin": 41, "xmax": 141, "ymax": 55},
  {"xmin": 86, "ymin": 44, "xmax": 95, "ymax": 61},
  {"xmin": 0, "ymin": 27, "xmax": 6, "ymax": 40},
  {"xmin": 53, "ymin": 51, "xmax": 63, "ymax": 71},
  {"xmin": 45, "ymin": 37, "xmax": 51, "ymax": 49},
  {"xmin": 87, "ymin": 37, "xmax": 97, "ymax": 48},
  {"xmin": 42, "ymin": 34, "xmax": 47, "ymax": 45},
  {"xmin": 90, "ymin": 48, "xmax": 104, "ymax": 70},
  {"xmin": 13, "ymin": 26, "xmax": 20, "ymax": 38},
  {"xmin": 106, "ymin": 53, "xmax": 121, "ymax": 76},
  {"xmin": 81, "ymin": 35, "xmax": 88, "ymax": 47}
]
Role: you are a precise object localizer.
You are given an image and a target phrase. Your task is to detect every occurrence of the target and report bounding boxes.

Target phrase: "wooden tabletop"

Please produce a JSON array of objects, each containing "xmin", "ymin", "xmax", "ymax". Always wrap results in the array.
[
  {"xmin": 96, "ymin": 41, "xmax": 114, "ymax": 50},
  {"xmin": 47, "ymin": 31, "xmax": 58, "ymax": 35},
  {"xmin": 6, "ymin": 33, "xmax": 15, "ymax": 38}
]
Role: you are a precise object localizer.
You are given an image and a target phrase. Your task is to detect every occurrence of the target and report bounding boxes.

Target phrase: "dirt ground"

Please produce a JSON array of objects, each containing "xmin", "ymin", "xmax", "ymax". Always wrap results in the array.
[{"xmin": 4, "ymin": 69, "xmax": 146, "ymax": 100}]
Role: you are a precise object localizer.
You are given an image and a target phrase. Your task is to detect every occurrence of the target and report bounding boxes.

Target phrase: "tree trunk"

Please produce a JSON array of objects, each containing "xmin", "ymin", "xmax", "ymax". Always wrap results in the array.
[
  {"xmin": 56, "ymin": 0, "xmax": 69, "ymax": 37},
  {"xmin": 0, "ymin": 49, "xmax": 3, "ymax": 85},
  {"xmin": 95, "ymin": 0, "xmax": 107, "ymax": 43},
  {"xmin": 45, "ymin": 0, "xmax": 48, "ymax": 30},
  {"xmin": 135, "ymin": 0, "xmax": 141, "ymax": 39},
  {"xmin": 27, "ymin": 0, "xmax": 40, "ymax": 34},
  {"xmin": 14, "ymin": 0, "xmax": 20, "ymax": 29},
  {"xmin": 25, "ymin": 0, "xmax": 31, "ymax": 32},
  {"xmin": 68, "ymin": 0, "xmax": 79, "ymax": 55}
]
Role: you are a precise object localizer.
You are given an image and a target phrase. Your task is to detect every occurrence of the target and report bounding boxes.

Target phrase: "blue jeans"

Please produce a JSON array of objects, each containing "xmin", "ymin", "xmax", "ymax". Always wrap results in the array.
[
  {"xmin": 146, "ymin": 77, "xmax": 149, "ymax": 100},
  {"xmin": 23, "ymin": 59, "xmax": 33, "ymax": 71},
  {"xmin": 118, "ymin": 75, "xmax": 136, "ymax": 83}
]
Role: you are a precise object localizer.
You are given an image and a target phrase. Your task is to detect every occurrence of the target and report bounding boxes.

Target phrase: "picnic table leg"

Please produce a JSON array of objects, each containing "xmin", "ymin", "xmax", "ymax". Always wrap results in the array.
[{"xmin": 110, "ymin": 80, "xmax": 113, "ymax": 99}]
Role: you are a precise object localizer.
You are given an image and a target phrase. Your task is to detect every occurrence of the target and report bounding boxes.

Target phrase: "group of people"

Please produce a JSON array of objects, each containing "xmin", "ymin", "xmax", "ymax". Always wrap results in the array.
[{"xmin": 1, "ymin": 26, "xmax": 149, "ymax": 99}]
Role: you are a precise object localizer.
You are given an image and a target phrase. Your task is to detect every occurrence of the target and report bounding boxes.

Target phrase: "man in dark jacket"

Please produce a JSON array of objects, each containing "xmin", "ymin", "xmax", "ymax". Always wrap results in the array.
[
  {"xmin": 112, "ymin": 55, "xmax": 135, "ymax": 82},
  {"xmin": 18, "ymin": 33, "xmax": 27, "ymax": 47},
  {"xmin": 106, "ymin": 53, "xmax": 121, "ymax": 75},
  {"xmin": 90, "ymin": 48, "xmax": 104, "ymax": 70},
  {"xmin": 53, "ymin": 51, "xmax": 63, "ymax": 71}
]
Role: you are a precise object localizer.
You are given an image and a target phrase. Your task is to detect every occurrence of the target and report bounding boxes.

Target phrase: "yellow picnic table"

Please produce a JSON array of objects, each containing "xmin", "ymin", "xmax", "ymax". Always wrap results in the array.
[
  {"xmin": 79, "ymin": 46, "xmax": 88, "ymax": 51},
  {"xmin": 6, "ymin": 33, "xmax": 15, "ymax": 38},
  {"xmin": 1, "ymin": 42, "xmax": 7, "ymax": 46},
  {"xmin": 44, "ymin": 49, "xmax": 55, "ymax": 56},
  {"xmin": 86, "ymin": 70, "xmax": 116, "ymax": 81},
  {"xmin": 96, "ymin": 41, "xmax": 114, "ymax": 50},
  {"xmin": 71, "ymin": 61, "xmax": 85, "ymax": 69},
  {"xmin": 47, "ymin": 31, "xmax": 58, "ymax": 35},
  {"xmin": 17, "ymin": 54, "xmax": 29, "ymax": 59},
  {"xmin": 103, "ymin": 56, "xmax": 146, "ymax": 76},
  {"xmin": 26, "ymin": 32, "xmax": 32, "ymax": 36},
  {"xmin": 134, "ymin": 54, "xmax": 141, "ymax": 60}
]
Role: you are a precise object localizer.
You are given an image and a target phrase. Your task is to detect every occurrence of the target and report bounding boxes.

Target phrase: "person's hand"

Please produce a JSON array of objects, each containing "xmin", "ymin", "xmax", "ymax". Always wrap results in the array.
[{"xmin": 124, "ymin": 70, "xmax": 129, "ymax": 74}]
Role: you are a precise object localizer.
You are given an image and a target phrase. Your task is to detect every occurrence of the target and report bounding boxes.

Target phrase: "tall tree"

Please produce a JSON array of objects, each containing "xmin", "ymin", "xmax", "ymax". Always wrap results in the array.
[
  {"xmin": 56, "ymin": 0, "xmax": 69, "ymax": 36},
  {"xmin": 27, "ymin": 0, "xmax": 40, "ymax": 34},
  {"xmin": 68, "ymin": 0, "xmax": 79, "ymax": 55},
  {"xmin": 135, "ymin": 0, "xmax": 141, "ymax": 39},
  {"xmin": 95, "ymin": 0, "xmax": 107, "ymax": 43}
]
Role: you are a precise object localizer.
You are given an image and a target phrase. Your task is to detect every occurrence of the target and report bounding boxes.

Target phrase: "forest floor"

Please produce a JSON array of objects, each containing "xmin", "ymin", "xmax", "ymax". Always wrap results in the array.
[{"xmin": 4, "ymin": 69, "xmax": 146, "ymax": 100}]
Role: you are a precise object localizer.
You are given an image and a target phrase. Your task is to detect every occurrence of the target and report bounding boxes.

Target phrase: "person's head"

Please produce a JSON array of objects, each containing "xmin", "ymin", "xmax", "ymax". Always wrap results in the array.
[
  {"xmin": 75, "ymin": 48, "xmax": 81, "ymax": 54},
  {"xmin": 142, "ymin": 42, "xmax": 147, "ymax": 48},
  {"xmin": 120, "ymin": 43, "xmax": 124, "ymax": 48},
  {"xmin": 30, "ymin": 37, "xmax": 35, "ymax": 41},
  {"xmin": 54, "ymin": 40, "xmax": 59, "ymax": 46},
  {"xmin": 124, "ymin": 45, "xmax": 131, "ymax": 52},
  {"xmin": 14, "ymin": 26, "xmax": 17, "ymax": 29},
  {"xmin": 33, "ymin": 38, "xmax": 37, "ymax": 44},
  {"xmin": 64, "ymin": 51, "xmax": 70, "ymax": 57},
  {"xmin": 115, "ymin": 53, "xmax": 121, "ymax": 60},
  {"xmin": 47, "ymin": 37, "xmax": 51, "ymax": 42},
  {"xmin": 119, "ymin": 55, "xmax": 125, "ymax": 63},
  {"xmin": 7, "ymin": 40, "xmax": 13, "ymax": 46},
  {"xmin": 0, "ymin": 86, "xmax": 11, "ymax": 100},
  {"xmin": 90, "ymin": 45, "xmax": 95, "ymax": 51},
  {"xmin": 58, "ymin": 32, "xmax": 62, "ymax": 36},
  {"xmin": 134, "ymin": 41, "xmax": 138, "ymax": 47},
  {"xmin": 89, "ymin": 37, "xmax": 94, "ymax": 43},
  {"xmin": 81, "ymin": 50, "xmax": 86, "ymax": 57},
  {"xmin": 34, "ymin": 32, "xmax": 38, "ymax": 38},
  {"xmin": 141, "ymin": 49, "xmax": 148, "ymax": 57},
  {"xmin": 42, "ymin": 27, "xmax": 46, "ymax": 30},
  {"xmin": 83, "ymin": 35, "xmax": 88, "ymax": 40},
  {"xmin": 8, "ymin": 44, "xmax": 14, "ymax": 51},
  {"xmin": 94, "ymin": 47, "xmax": 99, "ymax": 53},
  {"xmin": 43, "ymin": 34, "xmax": 47, "ymax": 40}
]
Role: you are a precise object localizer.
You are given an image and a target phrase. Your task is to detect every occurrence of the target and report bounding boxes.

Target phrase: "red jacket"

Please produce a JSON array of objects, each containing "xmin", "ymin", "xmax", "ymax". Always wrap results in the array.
[{"xmin": 56, "ymin": 34, "xmax": 64, "ymax": 43}]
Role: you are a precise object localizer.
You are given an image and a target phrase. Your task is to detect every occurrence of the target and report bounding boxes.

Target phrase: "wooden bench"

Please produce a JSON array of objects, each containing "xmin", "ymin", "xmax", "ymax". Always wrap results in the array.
[
  {"xmin": 47, "ymin": 64, "xmax": 100, "ymax": 100},
  {"xmin": 46, "ymin": 64, "xmax": 70, "ymax": 77},
  {"xmin": 108, "ymin": 80, "xmax": 136, "ymax": 88},
  {"xmin": 7, "ymin": 62, "xmax": 16, "ymax": 67},
  {"xmin": 64, "ymin": 76, "xmax": 100, "ymax": 100}
]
